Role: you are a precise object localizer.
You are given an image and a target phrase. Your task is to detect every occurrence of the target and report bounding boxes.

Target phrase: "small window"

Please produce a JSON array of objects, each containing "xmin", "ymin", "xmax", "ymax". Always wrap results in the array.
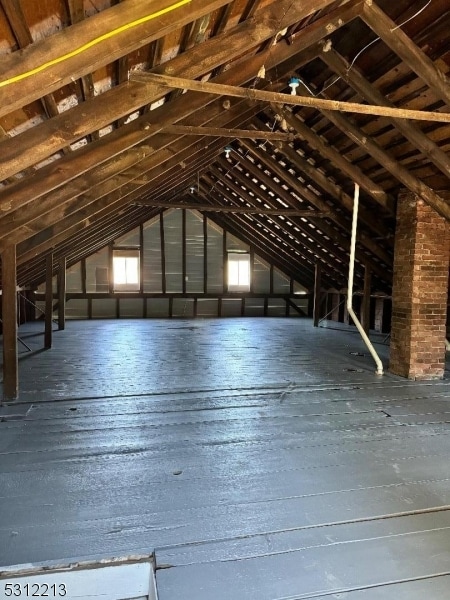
[
  {"xmin": 113, "ymin": 249, "xmax": 140, "ymax": 292},
  {"xmin": 228, "ymin": 252, "xmax": 250, "ymax": 292}
]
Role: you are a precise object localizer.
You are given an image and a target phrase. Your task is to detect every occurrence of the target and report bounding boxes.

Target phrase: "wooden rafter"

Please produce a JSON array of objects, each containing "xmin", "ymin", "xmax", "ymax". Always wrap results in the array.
[
  {"xmin": 0, "ymin": 0, "xmax": 235, "ymax": 118},
  {"xmin": 237, "ymin": 137, "xmax": 393, "ymax": 268},
  {"xmin": 289, "ymin": 86, "xmax": 450, "ymax": 220},
  {"xmin": 0, "ymin": 0, "xmax": 358, "ymax": 182},
  {"xmin": 269, "ymin": 105, "xmax": 395, "ymax": 212},
  {"xmin": 360, "ymin": 1, "xmax": 450, "ymax": 107},
  {"xmin": 320, "ymin": 46, "xmax": 450, "ymax": 178}
]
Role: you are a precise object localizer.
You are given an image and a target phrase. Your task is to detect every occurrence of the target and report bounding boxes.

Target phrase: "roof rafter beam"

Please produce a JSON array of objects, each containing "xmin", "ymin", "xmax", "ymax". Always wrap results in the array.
[
  {"xmin": 199, "ymin": 182, "xmax": 330, "ymax": 287},
  {"xmin": 0, "ymin": 0, "xmax": 356, "ymax": 182},
  {"xmin": 224, "ymin": 148, "xmax": 390, "ymax": 280},
  {"xmin": 287, "ymin": 87, "xmax": 450, "ymax": 221},
  {"xmin": 7, "ymin": 104, "xmax": 263, "ymax": 253},
  {"xmin": 0, "ymin": 0, "xmax": 235, "ymax": 118},
  {"xmin": 237, "ymin": 136, "xmax": 393, "ymax": 268},
  {"xmin": 267, "ymin": 105, "xmax": 394, "ymax": 213},
  {"xmin": 320, "ymin": 45, "xmax": 450, "ymax": 178},
  {"xmin": 207, "ymin": 163, "xmax": 355, "ymax": 271},
  {"xmin": 360, "ymin": 0, "xmax": 450, "ymax": 108}
]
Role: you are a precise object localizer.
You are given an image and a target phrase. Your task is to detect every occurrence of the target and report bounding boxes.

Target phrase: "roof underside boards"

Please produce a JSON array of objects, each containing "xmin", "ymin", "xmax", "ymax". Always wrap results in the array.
[{"xmin": 0, "ymin": 0, "xmax": 448, "ymax": 294}]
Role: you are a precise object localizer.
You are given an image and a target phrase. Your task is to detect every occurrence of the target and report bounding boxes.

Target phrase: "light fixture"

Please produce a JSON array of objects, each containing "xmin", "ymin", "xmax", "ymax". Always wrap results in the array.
[
  {"xmin": 288, "ymin": 77, "xmax": 300, "ymax": 96},
  {"xmin": 224, "ymin": 146, "xmax": 232, "ymax": 158},
  {"xmin": 189, "ymin": 186, "xmax": 195, "ymax": 194}
]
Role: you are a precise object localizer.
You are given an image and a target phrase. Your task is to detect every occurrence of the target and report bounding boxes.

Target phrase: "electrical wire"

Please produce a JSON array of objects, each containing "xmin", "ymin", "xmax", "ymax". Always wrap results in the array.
[
  {"xmin": 308, "ymin": 0, "xmax": 433, "ymax": 97},
  {"xmin": 0, "ymin": 0, "xmax": 192, "ymax": 88}
]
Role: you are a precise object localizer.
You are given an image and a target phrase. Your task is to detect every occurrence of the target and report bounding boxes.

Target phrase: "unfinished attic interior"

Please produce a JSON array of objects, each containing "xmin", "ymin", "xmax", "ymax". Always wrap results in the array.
[{"xmin": 0, "ymin": 0, "xmax": 450, "ymax": 598}]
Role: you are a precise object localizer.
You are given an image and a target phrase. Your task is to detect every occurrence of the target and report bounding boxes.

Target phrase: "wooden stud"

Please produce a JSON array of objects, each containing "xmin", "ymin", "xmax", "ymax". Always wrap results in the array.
[
  {"xmin": 313, "ymin": 262, "xmax": 322, "ymax": 327},
  {"xmin": 1, "ymin": 245, "xmax": 18, "ymax": 402},
  {"xmin": 57, "ymin": 256, "xmax": 67, "ymax": 331},
  {"xmin": 182, "ymin": 209, "xmax": 187, "ymax": 294},
  {"xmin": 250, "ymin": 248, "xmax": 255, "ymax": 293},
  {"xmin": 81, "ymin": 257, "xmax": 87, "ymax": 294},
  {"xmin": 139, "ymin": 223, "xmax": 144, "ymax": 294},
  {"xmin": 44, "ymin": 254, "xmax": 53, "ymax": 349},
  {"xmin": 160, "ymin": 211, "xmax": 166, "ymax": 294},
  {"xmin": 223, "ymin": 230, "xmax": 227, "ymax": 293},
  {"xmin": 203, "ymin": 215, "xmax": 208, "ymax": 294},
  {"xmin": 362, "ymin": 265, "xmax": 372, "ymax": 335}
]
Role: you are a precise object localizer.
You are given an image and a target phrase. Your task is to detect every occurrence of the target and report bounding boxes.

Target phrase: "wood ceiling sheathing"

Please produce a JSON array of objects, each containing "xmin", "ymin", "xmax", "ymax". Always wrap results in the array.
[{"xmin": 0, "ymin": 0, "xmax": 448, "ymax": 294}]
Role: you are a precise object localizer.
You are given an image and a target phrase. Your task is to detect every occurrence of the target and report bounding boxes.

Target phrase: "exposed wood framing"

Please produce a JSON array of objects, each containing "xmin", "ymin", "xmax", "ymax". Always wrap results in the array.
[
  {"xmin": 134, "ymin": 201, "xmax": 328, "ymax": 217},
  {"xmin": 44, "ymin": 254, "xmax": 53, "ymax": 349},
  {"xmin": 132, "ymin": 72, "xmax": 450, "ymax": 123},
  {"xmin": 360, "ymin": 1, "xmax": 450, "ymax": 107},
  {"xmin": 320, "ymin": 47, "xmax": 450, "ymax": 178},
  {"xmin": 0, "ymin": 0, "xmax": 236, "ymax": 118},
  {"xmin": 1, "ymin": 244, "xmax": 18, "ymax": 402},
  {"xmin": 57, "ymin": 256, "xmax": 66, "ymax": 331}
]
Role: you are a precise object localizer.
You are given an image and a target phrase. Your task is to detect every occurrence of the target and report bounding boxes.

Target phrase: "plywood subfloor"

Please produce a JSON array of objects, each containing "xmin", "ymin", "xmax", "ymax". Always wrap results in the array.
[{"xmin": 1, "ymin": 318, "xmax": 450, "ymax": 599}]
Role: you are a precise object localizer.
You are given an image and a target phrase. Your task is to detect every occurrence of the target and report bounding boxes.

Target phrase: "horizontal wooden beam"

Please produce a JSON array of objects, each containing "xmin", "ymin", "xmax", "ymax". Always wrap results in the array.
[
  {"xmin": 132, "ymin": 200, "xmax": 328, "ymax": 216},
  {"xmin": 148, "ymin": 123, "xmax": 295, "ymax": 140},
  {"xmin": 131, "ymin": 72, "xmax": 450, "ymax": 123},
  {"xmin": 35, "ymin": 292, "xmax": 309, "ymax": 300}
]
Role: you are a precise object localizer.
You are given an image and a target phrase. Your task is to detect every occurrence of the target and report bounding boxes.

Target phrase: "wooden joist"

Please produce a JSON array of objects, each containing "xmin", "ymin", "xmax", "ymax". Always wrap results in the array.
[{"xmin": 131, "ymin": 72, "xmax": 450, "ymax": 123}]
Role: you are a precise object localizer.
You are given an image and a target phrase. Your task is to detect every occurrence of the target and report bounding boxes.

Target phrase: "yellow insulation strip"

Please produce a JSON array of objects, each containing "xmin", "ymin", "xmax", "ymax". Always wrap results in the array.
[{"xmin": 0, "ymin": 0, "xmax": 192, "ymax": 88}]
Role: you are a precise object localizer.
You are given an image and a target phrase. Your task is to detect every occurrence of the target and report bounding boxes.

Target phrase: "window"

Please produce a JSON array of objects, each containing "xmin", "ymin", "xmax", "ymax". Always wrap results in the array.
[
  {"xmin": 228, "ymin": 252, "xmax": 250, "ymax": 292},
  {"xmin": 113, "ymin": 249, "xmax": 140, "ymax": 291}
]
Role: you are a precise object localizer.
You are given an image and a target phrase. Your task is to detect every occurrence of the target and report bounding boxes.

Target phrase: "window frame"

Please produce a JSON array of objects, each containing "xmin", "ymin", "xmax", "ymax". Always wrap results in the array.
[
  {"xmin": 227, "ymin": 251, "xmax": 251, "ymax": 292},
  {"xmin": 112, "ymin": 248, "xmax": 140, "ymax": 292}
]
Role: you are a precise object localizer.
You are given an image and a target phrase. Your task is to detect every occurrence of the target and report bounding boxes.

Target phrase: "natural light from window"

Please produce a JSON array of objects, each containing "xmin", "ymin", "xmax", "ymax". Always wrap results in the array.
[
  {"xmin": 228, "ymin": 253, "xmax": 250, "ymax": 291},
  {"xmin": 113, "ymin": 251, "xmax": 140, "ymax": 291}
]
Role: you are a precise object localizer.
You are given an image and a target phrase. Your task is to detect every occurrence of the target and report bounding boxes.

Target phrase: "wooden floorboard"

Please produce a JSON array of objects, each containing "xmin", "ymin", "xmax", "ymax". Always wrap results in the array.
[{"xmin": 1, "ymin": 318, "xmax": 450, "ymax": 598}]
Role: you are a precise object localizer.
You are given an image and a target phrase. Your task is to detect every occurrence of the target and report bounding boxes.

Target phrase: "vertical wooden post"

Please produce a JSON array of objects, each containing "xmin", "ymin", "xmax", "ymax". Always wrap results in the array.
[
  {"xmin": 313, "ymin": 262, "xmax": 322, "ymax": 327},
  {"xmin": 58, "ymin": 256, "xmax": 66, "ymax": 331},
  {"xmin": 45, "ymin": 254, "xmax": 53, "ymax": 349},
  {"xmin": 249, "ymin": 248, "xmax": 255, "ymax": 293},
  {"xmin": 2, "ymin": 245, "xmax": 18, "ymax": 402},
  {"xmin": 139, "ymin": 223, "xmax": 144, "ymax": 295},
  {"xmin": 81, "ymin": 257, "xmax": 87, "ymax": 294},
  {"xmin": 362, "ymin": 265, "xmax": 372, "ymax": 335},
  {"xmin": 203, "ymin": 215, "xmax": 208, "ymax": 294},
  {"xmin": 182, "ymin": 209, "xmax": 187, "ymax": 294},
  {"xmin": 222, "ymin": 230, "xmax": 227, "ymax": 293},
  {"xmin": 160, "ymin": 211, "xmax": 166, "ymax": 294}
]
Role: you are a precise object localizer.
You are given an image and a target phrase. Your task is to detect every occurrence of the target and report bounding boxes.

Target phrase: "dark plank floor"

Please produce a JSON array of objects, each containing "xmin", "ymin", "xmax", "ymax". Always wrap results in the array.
[{"xmin": 1, "ymin": 318, "xmax": 450, "ymax": 599}]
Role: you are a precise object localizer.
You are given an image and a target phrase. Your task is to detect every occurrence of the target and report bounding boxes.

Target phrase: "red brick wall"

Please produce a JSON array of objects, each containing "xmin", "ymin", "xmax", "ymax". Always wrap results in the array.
[{"xmin": 390, "ymin": 193, "xmax": 449, "ymax": 380}]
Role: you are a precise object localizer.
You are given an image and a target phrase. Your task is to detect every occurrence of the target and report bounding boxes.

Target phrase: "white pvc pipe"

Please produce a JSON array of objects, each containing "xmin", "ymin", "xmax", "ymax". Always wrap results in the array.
[
  {"xmin": 347, "ymin": 184, "xmax": 384, "ymax": 375},
  {"xmin": 446, "ymin": 339, "xmax": 450, "ymax": 351}
]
